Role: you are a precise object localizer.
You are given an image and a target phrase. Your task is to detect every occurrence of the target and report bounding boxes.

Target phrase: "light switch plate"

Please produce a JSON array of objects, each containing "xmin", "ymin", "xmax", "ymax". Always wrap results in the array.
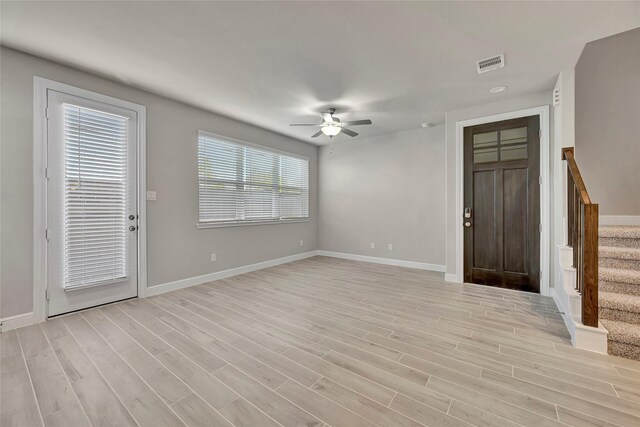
[{"xmin": 146, "ymin": 191, "xmax": 157, "ymax": 201}]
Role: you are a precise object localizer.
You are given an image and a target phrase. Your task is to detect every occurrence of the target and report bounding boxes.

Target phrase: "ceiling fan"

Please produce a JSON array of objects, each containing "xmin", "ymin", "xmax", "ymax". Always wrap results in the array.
[{"xmin": 290, "ymin": 108, "xmax": 372, "ymax": 138}]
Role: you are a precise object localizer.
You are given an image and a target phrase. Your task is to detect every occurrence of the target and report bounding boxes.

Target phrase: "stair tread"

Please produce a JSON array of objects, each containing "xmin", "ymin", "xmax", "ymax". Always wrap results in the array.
[
  {"xmin": 599, "ymin": 225, "xmax": 640, "ymax": 239},
  {"xmin": 600, "ymin": 291, "xmax": 640, "ymax": 314},
  {"xmin": 601, "ymin": 319, "xmax": 640, "ymax": 346},
  {"xmin": 599, "ymin": 245, "xmax": 640, "ymax": 261},
  {"xmin": 599, "ymin": 267, "xmax": 640, "ymax": 285}
]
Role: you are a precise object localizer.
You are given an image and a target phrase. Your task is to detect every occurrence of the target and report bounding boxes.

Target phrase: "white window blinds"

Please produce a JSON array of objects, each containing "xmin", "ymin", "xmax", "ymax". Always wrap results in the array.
[
  {"xmin": 198, "ymin": 133, "xmax": 309, "ymax": 225},
  {"xmin": 64, "ymin": 104, "xmax": 129, "ymax": 289}
]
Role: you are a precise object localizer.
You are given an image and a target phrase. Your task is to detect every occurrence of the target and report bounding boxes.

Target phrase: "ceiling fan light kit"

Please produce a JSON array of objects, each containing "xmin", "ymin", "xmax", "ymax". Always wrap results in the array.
[
  {"xmin": 290, "ymin": 108, "xmax": 372, "ymax": 139},
  {"xmin": 321, "ymin": 125, "xmax": 342, "ymax": 136}
]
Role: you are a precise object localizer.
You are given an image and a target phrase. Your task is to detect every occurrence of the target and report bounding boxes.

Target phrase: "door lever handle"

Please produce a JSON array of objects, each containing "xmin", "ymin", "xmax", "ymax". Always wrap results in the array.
[{"xmin": 129, "ymin": 226, "xmax": 137, "ymax": 231}]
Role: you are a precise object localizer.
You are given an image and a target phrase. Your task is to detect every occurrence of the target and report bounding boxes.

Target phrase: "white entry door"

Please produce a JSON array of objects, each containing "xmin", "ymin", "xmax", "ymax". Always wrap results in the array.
[{"xmin": 47, "ymin": 90, "xmax": 139, "ymax": 316}]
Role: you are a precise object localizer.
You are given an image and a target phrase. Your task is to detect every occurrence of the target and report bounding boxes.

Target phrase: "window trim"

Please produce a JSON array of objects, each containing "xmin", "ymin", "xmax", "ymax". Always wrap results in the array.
[{"xmin": 197, "ymin": 131, "xmax": 310, "ymax": 228}]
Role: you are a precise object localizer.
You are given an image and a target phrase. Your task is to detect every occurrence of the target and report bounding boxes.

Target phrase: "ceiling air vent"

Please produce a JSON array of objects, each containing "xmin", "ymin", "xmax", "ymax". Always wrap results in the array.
[{"xmin": 476, "ymin": 54, "xmax": 505, "ymax": 74}]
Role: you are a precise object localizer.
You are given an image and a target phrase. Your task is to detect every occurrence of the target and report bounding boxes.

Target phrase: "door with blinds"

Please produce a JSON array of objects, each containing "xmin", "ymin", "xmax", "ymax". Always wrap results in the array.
[{"xmin": 47, "ymin": 90, "xmax": 138, "ymax": 316}]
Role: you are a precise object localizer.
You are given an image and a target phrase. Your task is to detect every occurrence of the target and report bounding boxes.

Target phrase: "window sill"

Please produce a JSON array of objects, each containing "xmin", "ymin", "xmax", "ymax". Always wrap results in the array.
[{"xmin": 197, "ymin": 218, "xmax": 310, "ymax": 229}]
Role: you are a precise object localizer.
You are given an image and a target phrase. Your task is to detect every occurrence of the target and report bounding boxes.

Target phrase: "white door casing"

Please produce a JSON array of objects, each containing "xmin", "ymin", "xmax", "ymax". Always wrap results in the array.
[
  {"xmin": 34, "ymin": 77, "xmax": 147, "ymax": 321},
  {"xmin": 448, "ymin": 106, "xmax": 550, "ymax": 296},
  {"xmin": 47, "ymin": 91, "xmax": 138, "ymax": 316}
]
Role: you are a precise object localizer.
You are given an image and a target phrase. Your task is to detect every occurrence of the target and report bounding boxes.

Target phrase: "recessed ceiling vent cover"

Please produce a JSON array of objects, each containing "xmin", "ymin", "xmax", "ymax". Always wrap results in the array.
[{"xmin": 476, "ymin": 54, "xmax": 505, "ymax": 74}]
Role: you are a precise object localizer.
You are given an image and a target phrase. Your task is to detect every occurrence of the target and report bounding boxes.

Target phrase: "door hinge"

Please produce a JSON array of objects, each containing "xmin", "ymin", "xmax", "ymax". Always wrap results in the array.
[
  {"xmin": 45, "ymin": 167, "xmax": 50, "ymax": 180},
  {"xmin": 538, "ymin": 176, "xmax": 542, "ymax": 185},
  {"xmin": 539, "ymin": 224, "xmax": 543, "ymax": 233},
  {"xmin": 45, "ymin": 107, "xmax": 50, "ymax": 120},
  {"xmin": 45, "ymin": 289, "xmax": 50, "ymax": 301},
  {"xmin": 45, "ymin": 229, "xmax": 50, "ymax": 241}
]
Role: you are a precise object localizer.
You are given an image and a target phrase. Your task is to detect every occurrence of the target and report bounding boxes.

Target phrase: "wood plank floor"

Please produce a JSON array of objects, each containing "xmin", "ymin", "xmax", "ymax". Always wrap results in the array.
[{"xmin": 2, "ymin": 256, "xmax": 640, "ymax": 427}]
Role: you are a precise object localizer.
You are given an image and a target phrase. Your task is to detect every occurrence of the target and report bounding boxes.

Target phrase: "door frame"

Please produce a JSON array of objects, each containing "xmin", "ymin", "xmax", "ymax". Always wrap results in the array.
[
  {"xmin": 33, "ymin": 77, "xmax": 147, "ymax": 322},
  {"xmin": 452, "ymin": 106, "xmax": 550, "ymax": 296}
]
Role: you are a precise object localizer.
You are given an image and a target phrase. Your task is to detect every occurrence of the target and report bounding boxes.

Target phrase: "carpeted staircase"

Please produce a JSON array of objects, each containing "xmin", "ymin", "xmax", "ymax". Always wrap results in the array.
[{"xmin": 598, "ymin": 225, "xmax": 640, "ymax": 360}]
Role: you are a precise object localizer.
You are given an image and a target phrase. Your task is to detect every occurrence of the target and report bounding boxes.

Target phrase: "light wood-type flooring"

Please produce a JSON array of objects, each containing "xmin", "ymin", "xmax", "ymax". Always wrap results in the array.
[{"xmin": 2, "ymin": 256, "xmax": 640, "ymax": 427}]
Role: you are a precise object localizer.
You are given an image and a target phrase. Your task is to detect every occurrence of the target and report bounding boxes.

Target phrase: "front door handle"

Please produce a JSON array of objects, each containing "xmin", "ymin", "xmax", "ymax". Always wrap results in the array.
[{"xmin": 129, "ymin": 226, "xmax": 137, "ymax": 232}]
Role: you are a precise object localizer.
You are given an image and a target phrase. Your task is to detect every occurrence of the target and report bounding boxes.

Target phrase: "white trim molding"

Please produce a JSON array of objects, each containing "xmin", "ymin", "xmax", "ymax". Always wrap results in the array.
[
  {"xmin": 33, "ymin": 77, "xmax": 147, "ymax": 322},
  {"xmin": 451, "ymin": 106, "xmax": 551, "ymax": 296},
  {"xmin": 318, "ymin": 251, "xmax": 446, "ymax": 272},
  {"xmin": 147, "ymin": 251, "xmax": 319, "ymax": 296},
  {"xmin": 0, "ymin": 312, "xmax": 35, "ymax": 332},
  {"xmin": 552, "ymin": 287, "xmax": 609, "ymax": 353},
  {"xmin": 553, "ymin": 245, "xmax": 609, "ymax": 353},
  {"xmin": 600, "ymin": 215, "xmax": 640, "ymax": 226}
]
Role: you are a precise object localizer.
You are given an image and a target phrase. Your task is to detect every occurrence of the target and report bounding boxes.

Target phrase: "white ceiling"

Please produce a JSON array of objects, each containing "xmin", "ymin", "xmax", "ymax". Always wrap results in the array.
[{"xmin": 2, "ymin": 1, "xmax": 639, "ymax": 144}]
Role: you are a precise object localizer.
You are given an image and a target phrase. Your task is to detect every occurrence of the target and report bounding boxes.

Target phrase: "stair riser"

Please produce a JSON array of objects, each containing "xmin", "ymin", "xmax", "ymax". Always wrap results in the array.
[
  {"xmin": 599, "ymin": 258, "xmax": 640, "ymax": 270},
  {"xmin": 600, "ymin": 308, "xmax": 640, "ymax": 326},
  {"xmin": 608, "ymin": 341, "xmax": 640, "ymax": 361},
  {"xmin": 599, "ymin": 237, "xmax": 640, "ymax": 249},
  {"xmin": 601, "ymin": 281, "xmax": 640, "ymax": 297}
]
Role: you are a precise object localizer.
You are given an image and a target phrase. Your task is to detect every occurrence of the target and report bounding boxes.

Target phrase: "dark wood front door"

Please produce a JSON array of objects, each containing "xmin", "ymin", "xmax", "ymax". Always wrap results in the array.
[{"xmin": 464, "ymin": 116, "xmax": 540, "ymax": 293}]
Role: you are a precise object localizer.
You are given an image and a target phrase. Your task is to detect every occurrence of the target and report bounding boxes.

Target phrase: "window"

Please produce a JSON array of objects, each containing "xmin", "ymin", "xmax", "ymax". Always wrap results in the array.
[
  {"xmin": 198, "ymin": 132, "xmax": 309, "ymax": 226},
  {"xmin": 473, "ymin": 126, "xmax": 528, "ymax": 164}
]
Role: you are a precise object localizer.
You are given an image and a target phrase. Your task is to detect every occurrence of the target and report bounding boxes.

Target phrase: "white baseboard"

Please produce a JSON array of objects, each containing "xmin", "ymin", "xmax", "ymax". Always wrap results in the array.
[
  {"xmin": 444, "ymin": 273, "xmax": 462, "ymax": 283},
  {"xmin": 147, "ymin": 251, "xmax": 319, "ymax": 296},
  {"xmin": 600, "ymin": 215, "xmax": 640, "ymax": 226},
  {"xmin": 0, "ymin": 312, "xmax": 35, "ymax": 332},
  {"xmin": 552, "ymin": 273, "xmax": 608, "ymax": 354},
  {"xmin": 316, "ymin": 250, "xmax": 445, "ymax": 272}
]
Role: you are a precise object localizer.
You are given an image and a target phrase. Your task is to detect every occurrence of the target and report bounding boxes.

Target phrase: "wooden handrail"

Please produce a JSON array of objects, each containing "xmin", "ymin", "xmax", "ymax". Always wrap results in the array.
[
  {"xmin": 562, "ymin": 148, "xmax": 592, "ymax": 204},
  {"xmin": 562, "ymin": 147, "xmax": 599, "ymax": 327}
]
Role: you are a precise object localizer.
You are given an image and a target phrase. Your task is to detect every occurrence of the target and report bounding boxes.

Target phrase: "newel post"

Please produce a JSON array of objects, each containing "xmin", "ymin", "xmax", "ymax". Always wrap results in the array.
[{"xmin": 582, "ymin": 203, "xmax": 599, "ymax": 327}]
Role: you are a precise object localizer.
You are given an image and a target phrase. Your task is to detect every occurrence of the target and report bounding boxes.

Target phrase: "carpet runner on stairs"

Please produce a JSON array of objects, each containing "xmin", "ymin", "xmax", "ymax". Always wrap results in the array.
[{"xmin": 598, "ymin": 225, "xmax": 640, "ymax": 360}]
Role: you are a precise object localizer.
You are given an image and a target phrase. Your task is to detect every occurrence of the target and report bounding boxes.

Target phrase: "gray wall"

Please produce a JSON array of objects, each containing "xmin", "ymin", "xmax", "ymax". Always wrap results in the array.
[
  {"xmin": 444, "ymin": 92, "xmax": 554, "ymax": 281},
  {"xmin": 318, "ymin": 126, "xmax": 446, "ymax": 266},
  {"xmin": 0, "ymin": 47, "xmax": 318, "ymax": 318},
  {"xmin": 575, "ymin": 27, "xmax": 640, "ymax": 215}
]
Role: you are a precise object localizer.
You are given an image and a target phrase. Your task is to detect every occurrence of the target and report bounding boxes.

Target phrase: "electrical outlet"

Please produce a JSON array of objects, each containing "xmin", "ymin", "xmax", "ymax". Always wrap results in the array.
[
  {"xmin": 210, "ymin": 253, "xmax": 217, "ymax": 262},
  {"xmin": 299, "ymin": 240, "xmax": 304, "ymax": 246},
  {"xmin": 370, "ymin": 242, "xmax": 375, "ymax": 249},
  {"xmin": 388, "ymin": 244, "xmax": 393, "ymax": 251}
]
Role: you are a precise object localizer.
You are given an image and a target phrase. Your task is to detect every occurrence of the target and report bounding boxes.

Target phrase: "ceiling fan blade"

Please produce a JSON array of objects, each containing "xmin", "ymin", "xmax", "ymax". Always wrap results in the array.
[
  {"xmin": 310, "ymin": 130, "xmax": 323, "ymax": 138},
  {"xmin": 341, "ymin": 119, "xmax": 372, "ymax": 126},
  {"xmin": 341, "ymin": 128, "xmax": 358, "ymax": 137},
  {"xmin": 290, "ymin": 123, "xmax": 322, "ymax": 127}
]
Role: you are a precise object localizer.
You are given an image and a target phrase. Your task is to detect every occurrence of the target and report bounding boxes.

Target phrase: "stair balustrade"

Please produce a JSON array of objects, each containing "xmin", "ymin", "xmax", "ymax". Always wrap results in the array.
[{"xmin": 563, "ymin": 147, "xmax": 599, "ymax": 327}]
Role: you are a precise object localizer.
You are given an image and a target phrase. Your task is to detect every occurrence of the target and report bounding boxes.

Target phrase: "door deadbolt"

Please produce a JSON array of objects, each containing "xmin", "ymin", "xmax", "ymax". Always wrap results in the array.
[
  {"xmin": 129, "ymin": 225, "xmax": 137, "ymax": 231},
  {"xmin": 128, "ymin": 214, "xmax": 135, "ymax": 220},
  {"xmin": 464, "ymin": 222, "xmax": 472, "ymax": 228}
]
